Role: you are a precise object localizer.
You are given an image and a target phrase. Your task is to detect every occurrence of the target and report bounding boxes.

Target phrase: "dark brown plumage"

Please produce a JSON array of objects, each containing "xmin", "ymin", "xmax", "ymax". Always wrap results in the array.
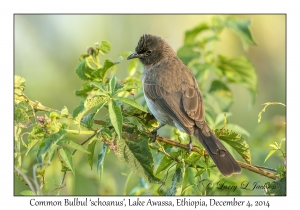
[{"xmin": 127, "ymin": 34, "xmax": 241, "ymax": 176}]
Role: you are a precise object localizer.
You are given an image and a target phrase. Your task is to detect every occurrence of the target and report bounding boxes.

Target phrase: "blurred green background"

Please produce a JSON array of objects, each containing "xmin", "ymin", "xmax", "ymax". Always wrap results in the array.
[{"xmin": 14, "ymin": 14, "xmax": 286, "ymax": 195}]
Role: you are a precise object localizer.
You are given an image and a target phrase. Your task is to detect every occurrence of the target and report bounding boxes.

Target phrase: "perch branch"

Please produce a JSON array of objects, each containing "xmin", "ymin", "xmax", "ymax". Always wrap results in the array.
[{"xmin": 95, "ymin": 119, "xmax": 280, "ymax": 180}]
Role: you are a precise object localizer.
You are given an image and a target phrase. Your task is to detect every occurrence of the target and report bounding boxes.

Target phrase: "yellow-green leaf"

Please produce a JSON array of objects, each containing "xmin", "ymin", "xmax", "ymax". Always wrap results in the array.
[
  {"xmin": 59, "ymin": 147, "xmax": 75, "ymax": 174},
  {"xmin": 108, "ymin": 100, "xmax": 123, "ymax": 139},
  {"xmin": 264, "ymin": 149, "xmax": 277, "ymax": 163}
]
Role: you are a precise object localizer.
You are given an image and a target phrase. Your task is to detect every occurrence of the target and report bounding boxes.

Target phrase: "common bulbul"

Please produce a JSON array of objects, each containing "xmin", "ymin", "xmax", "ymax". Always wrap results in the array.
[{"xmin": 127, "ymin": 34, "xmax": 241, "ymax": 176}]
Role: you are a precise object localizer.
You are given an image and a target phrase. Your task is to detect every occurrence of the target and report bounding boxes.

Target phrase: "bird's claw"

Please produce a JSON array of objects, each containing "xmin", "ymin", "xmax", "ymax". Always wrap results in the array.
[
  {"xmin": 151, "ymin": 130, "xmax": 157, "ymax": 142},
  {"xmin": 187, "ymin": 137, "xmax": 193, "ymax": 153}
]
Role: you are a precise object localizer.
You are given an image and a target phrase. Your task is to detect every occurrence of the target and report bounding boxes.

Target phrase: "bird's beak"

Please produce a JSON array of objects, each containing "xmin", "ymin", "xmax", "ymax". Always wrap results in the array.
[{"xmin": 127, "ymin": 52, "xmax": 140, "ymax": 60}]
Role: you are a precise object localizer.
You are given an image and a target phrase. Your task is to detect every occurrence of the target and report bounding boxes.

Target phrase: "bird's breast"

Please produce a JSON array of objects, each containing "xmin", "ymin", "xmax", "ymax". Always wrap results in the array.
[{"xmin": 143, "ymin": 87, "xmax": 172, "ymax": 125}]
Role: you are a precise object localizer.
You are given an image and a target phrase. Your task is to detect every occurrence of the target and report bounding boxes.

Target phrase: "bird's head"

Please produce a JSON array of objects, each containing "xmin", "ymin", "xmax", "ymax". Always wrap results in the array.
[{"xmin": 127, "ymin": 34, "xmax": 173, "ymax": 66}]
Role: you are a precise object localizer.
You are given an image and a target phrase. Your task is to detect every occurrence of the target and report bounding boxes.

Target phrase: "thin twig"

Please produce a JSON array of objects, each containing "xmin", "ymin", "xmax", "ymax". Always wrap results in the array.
[
  {"xmin": 14, "ymin": 165, "xmax": 36, "ymax": 194},
  {"xmin": 253, "ymin": 165, "xmax": 278, "ymax": 173},
  {"xmin": 33, "ymin": 163, "xmax": 49, "ymax": 195}
]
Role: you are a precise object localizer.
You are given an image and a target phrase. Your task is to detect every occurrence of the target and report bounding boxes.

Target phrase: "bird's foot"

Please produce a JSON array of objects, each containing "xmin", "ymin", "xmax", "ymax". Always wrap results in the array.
[
  {"xmin": 187, "ymin": 136, "xmax": 193, "ymax": 153},
  {"xmin": 150, "ymin": 124, "xmax": 165, "ymax": 143},
  {"xmin": 151, "ymin": 130, "xmax": 157, "ymax": 142}
]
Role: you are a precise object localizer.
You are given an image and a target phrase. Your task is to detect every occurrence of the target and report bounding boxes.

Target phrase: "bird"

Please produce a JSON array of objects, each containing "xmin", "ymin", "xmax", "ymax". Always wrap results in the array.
[{"xmin": 127, "ymin": 34, "xmax": 241, "ymax": 176}]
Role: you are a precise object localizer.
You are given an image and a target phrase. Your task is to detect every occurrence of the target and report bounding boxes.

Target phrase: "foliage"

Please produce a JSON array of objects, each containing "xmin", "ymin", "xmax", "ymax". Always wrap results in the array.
[
  {"xmin": 14, "ymin": 15, "xmax": 285, "ymax": 196},
  {"xmin": 258, "ymin": 102, "xmax": 286, "ymax": 195}
]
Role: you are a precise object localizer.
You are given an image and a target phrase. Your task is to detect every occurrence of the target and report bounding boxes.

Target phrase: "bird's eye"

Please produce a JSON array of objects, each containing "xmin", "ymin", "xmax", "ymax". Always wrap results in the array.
[{"xmin": 146, "ymin": 50, "xmax": 152, "ymax": 55}]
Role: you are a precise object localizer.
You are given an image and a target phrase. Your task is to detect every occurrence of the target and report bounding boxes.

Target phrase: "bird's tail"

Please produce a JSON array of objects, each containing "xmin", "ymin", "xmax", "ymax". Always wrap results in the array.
[{"xmin": 193, "ymin": 126, "xmax": 241, "ymax": 176}]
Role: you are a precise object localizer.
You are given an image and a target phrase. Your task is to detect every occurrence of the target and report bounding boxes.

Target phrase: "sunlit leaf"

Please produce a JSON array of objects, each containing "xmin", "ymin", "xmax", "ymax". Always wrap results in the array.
[
  {"xmin": 212, "ymin": 16, "xmax": 256, "ymax": 49},
  {"xmin": 214, "ymin": 129, "xmax": 251, "ymax": 164},
  {"xmin": 20, "ymin": 190, "xmax": 35, "ymax": 196},
  {"xmin": 177, "ymin": 44, "xmax": 201, "ymax": 65},
  {"xmin": 87, "ymin": 139, "xmax": 97, "ymax": 170},
  {"xmin": 166, "ymin": 167, "xmax": 184, "ymax": 195},
  {"xmin": 73, "ymin": 96, "xmax": 108, "ymax": 127},
  {"xmin": 75, "ymin": 59, "xmax": 95, "ymax": 81},
  {"xmin": 109, "ymin": 76, "xmax": 117, "ymax": 94},
  {"xmin": 113, "ymin": 96, "xmax": 147, "ymax": 113},
  {"xmin": 156, "ymin": 155, "xmax": 173, "ymax": 175},
  {"xmin": 217, "ymin": 55, "xmax": 257, "ymax": 105},
  {"xmin": 264, "ymin": 178, "xmax": 286, "ymax": 196},
  {"xmin": 113, "ymin": 85, "xmax": 140, "ymax": 96},
  {"xmin": 58, "ymin": 139, "xmax": 90, "ymax": 154},
  {"xmin": 117, "ymin": 128, "xmax": 160, "ymax": 183},
  {"xmin": 36, "ymin": 129, "xmax": 67, "ymax": 163},
  {"xmin": 184, "ymin": 23, "xmax": 210, "ymax": 44},
  {"xmin": 108, "ymin": 100, "xmax": 123, "ymax": 139},
  {"xmin": 97, "ymin": 144, "xmax": 107, "ymax": 182},
  {"xmin": 59, "ymin": 147, "xmax": 75, "ymax": 174},
  {"xmin": 96, "ymin": 40, "xmax": 111, "ymax": 54},
  {"xmin": 209, "ymin": 80, "xmax": 233, "ymax": 112},
  {"xmin": 264, "ymin": 149, "xmax": 277, "ymax": 163}
]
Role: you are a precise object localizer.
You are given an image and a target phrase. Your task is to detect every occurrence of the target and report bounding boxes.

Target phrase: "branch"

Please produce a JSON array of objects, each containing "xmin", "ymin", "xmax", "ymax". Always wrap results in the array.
[
  {"xmin": 14, "ymin": 165, "xmax": 36, "ymax": 195},
  {"xmin": 156, "ymin": 135, "xmax": 280, "ymax": 180},
  {"xmin": 95, "ymin": 119, "xmax": 280, "ymax": 180}
]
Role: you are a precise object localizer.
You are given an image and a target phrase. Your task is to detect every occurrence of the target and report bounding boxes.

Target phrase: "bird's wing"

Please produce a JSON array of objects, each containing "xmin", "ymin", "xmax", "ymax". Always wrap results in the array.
[{"xmin": 143, "ymin": 58, "xmax": 208, "ymax": 135}]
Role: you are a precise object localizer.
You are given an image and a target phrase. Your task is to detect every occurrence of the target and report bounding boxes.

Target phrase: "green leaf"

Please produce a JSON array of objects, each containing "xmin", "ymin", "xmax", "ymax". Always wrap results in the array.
[
  {"xmin": 91, "ymin": 81, "xmax": 106, "ymax": 91},
  {"xmin": 108, "ymin": 100, "xmax": 123, "ymax": 139},
  {"xmin": 269, "ymin": 144, "xmax": 278, "ymax": 150},
  {"xmin": 109, "ymin": 76, "xmax": 117, "ymax": 94},
  {"xmin": 177, "ymin": 44, "xmax": 201, "ymax": 65},
  {"xmin": 264, "ymin": 149, "xmax": 277, "ymax": 163},
  {"xmin": 87, "ymin": 139, "xmax": 97, "ymax": 170},
  {"xmin": 127, "ymin": 59, "xmax": 139, "ymax": 76},
  {"xmin": 14, "ymin": 75, "xmax": 26, "ymax": 98},
  {"xmin": 113, "ymin": 96, "xmax": 147, "ymax": 113},
  {"xmin": 20, "ymin": 190, "xmax": 35, "ymax": 196},
  {"xmin": 166, "ymin": 167, "xmax": 184, "ymax": 196},
  {"xmin": 264, "ymin": 178, "xmax": 286, "ymax": 196},
  {"xmin": 59, "ymin": 147, "xmax": 75, "ymax": 175},
  {"xmin": 209, "ymin": 80, "xmax": 233, "ymax": 112},
  {"xmin": 36, "ymin": 129, "xmax": 67, "ymax": 163},
  {"xmin": 185, "ymin": 152, "xmax": 202, "ymax": 165},
  {"xmin": 86, "ymin": 55, "xmax": 101, "ymax": 70},
  {"xmin": 212, "ymin": 16, "xmax": 256, "ymax": 50},
  {"xmin": 46, "ymin": 144, "xmax": 58, "ymax": 162},
  {"xmin": 217, "ymin": 55, "xmax": 257, "ymax": 105},
  {"xmin": 96, "ymin": 40, "xmax": 111, "ymax": 54},
  {"xmin": 223, "ymin": 17, "xmax": 256, "ymax": 49},
  {"xmin": 97, "ymin": 144, "xmax": 107, "ymax": 182},
  {"xmin": 80, "ymin": 113, "xmax": 96, "ymax": 129},
  {"xmin": 75, "ymin": 59, "xmax": 95, "ymax": 81},
  {"xmin": 184, "ymin": 23, "xmax": 210, "ymax": 44},
  {"xmin": 194, "ymin": 169, "xmax": 206, "ymax": 177},
  {"xmin": 156, "ymin": 155, "xmax": 173, "ymax": 175},
  {"xmin": 58, "ymin": 139, "xmax": 90, "ymax": 154},
  {"xmin": 192, "ymin": 63, "xmax": 223, "ymax": 79},
  {"xmin": 226, "ymin": 123, "xmax": 250, "ymax": 137},
  {"xmin": 93, "ymin": 59, "xmax": 119, "ymax": 82},
  {"xmin": 26, "ymin": 124, "xmax": 45, "ymax": 156},
  {"xmin": 75, "ymin": 82, "xmax": 95, "ymax": 99},
  {"xmin": 214, "ymin": 129, "xmax": 251, "ymax": 164},
  {"xmin": 113, "ymin": 85, "xmax": 140, "ymax": 96},
  {"xmin": 117, "ymin": 128, "xmax": 160, "ymax": 183},
  {"xmin": 15, "ymin": 75, "xmax": 26, "ymax": 88},
  {"xmin": 14, "ymin": 101, "xmax": 32, "ymax": 128},
  {"xmin": 60, "ymin": 106, "xmax": 69, "ymax": 117},
  {"xmin": 73, "ymin": 96, "xmax": 108, "ymax": 127}
]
